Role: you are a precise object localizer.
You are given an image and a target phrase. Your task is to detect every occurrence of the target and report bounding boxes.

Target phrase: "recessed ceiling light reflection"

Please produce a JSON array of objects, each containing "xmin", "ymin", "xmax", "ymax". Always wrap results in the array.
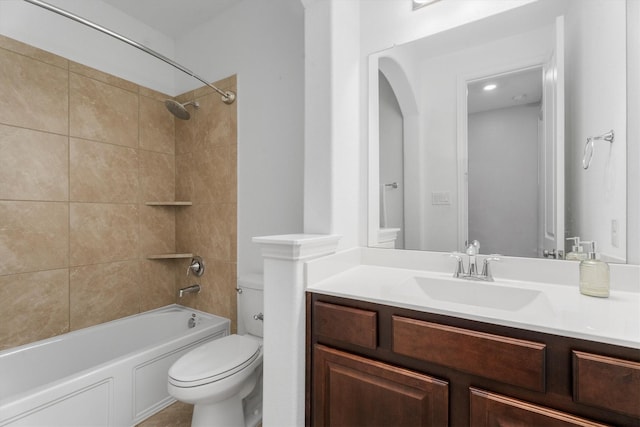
[{"xmin": 483, "ymin": 84, "xmax": 497, "ymax": 91}]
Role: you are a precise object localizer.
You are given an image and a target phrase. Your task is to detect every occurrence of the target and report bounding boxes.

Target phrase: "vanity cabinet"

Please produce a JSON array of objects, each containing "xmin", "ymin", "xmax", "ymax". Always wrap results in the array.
[{"xmin": 306, "ymin": 293, "xmax": 640, "ymax": 426}]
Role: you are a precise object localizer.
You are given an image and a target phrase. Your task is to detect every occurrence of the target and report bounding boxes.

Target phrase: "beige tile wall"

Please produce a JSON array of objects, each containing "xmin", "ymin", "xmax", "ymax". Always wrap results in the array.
[
  {"xmin": 0, "ymin": 35, "xmax": 238, "ymax": 353},
  {"xmin": 175, "ymin": 75, "xmax": 238, "ymax": 331}
]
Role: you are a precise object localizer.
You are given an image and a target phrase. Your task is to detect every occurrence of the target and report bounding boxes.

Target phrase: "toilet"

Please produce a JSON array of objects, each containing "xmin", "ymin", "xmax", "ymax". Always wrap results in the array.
[{"xmin": 168, "ymin": 275, "xmax": 264, "ymax": 427}]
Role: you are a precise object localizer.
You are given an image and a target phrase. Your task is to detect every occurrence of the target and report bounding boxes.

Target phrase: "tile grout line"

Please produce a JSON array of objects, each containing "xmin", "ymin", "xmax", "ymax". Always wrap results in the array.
[
  {"xmin": 67, "ymin": 64, "xmax": 72, "ymax": 332},
  {"xmin": 137, "ymin": 85, "xmax": 142, "ymax": 315}
]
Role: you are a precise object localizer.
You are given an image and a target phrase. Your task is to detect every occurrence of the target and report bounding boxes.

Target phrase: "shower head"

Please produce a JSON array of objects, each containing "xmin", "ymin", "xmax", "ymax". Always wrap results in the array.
[{"xmin": 164, "ymin": 100, "xmax": 199, "ymax": 120}]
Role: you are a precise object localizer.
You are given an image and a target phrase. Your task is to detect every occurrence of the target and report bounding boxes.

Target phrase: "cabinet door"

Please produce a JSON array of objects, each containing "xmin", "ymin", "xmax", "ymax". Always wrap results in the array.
[
  {"xmin": 470, "ymin": 388, "xmax": 608, "ymax": 427},
  {"xmin": 313, "ymin": 345, "xmax": 448, "ymax": 427},
  {"xmin": 572, "ymin": 350, "xmax": 640, "ymax": 418}
]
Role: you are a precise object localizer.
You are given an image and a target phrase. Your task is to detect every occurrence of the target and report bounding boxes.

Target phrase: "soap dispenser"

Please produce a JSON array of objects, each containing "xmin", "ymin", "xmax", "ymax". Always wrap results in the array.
[
  {"xmin": 579, "ymin": 241, "xmax": 610, "ymax": 298},
  {"xmin": 566, "ymin": 237, "xmax": 588, "ymax": 261}
]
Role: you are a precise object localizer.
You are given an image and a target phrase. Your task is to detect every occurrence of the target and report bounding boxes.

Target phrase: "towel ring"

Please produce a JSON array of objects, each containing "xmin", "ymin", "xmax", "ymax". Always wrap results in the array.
[
  {"xmin": 582, "ymin": 137, "xmax": 595, "ymax": 169},
  {"xmin": 582, "ymin": 130, "xmax": 614, "ymax": 170}
]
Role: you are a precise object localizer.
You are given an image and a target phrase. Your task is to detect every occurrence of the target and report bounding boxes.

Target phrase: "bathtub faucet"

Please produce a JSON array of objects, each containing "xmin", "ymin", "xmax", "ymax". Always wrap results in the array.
[
  {"xmin": 179, "ymin": 284, "xmax": 201, "ymax": 298},
  {"xmin": 186, "ymin": 256, "xmax": 205, "ymax": 278}
]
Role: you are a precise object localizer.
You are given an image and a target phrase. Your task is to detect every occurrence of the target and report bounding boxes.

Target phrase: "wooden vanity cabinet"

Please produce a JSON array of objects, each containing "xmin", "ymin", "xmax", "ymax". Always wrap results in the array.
[{"xmin": 306, "ymin": 293, "xmax": 640, "ymax": 427}]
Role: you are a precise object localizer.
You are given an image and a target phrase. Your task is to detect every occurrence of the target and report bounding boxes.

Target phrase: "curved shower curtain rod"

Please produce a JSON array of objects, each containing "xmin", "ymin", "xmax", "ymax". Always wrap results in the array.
[{"xmin": 22, "ymin": 0, "xmax": 236, "ymax": 104}]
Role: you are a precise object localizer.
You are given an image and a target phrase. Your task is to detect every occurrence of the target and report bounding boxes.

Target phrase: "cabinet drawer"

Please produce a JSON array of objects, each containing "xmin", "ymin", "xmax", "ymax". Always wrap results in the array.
[
  {"xmin": 573, "ymin": 351, "xmax": 640, "ymax": 418},
  {"xmin": 313, "ymin": 302, "xmax": 377, "ymax": 349},
  {"xmin": 470, "ymin": 388, "xmax": 608, "ymax": 426},
  {"xmin": 393, "ymin": 316, "xmax": 546, "ymax": 392}
]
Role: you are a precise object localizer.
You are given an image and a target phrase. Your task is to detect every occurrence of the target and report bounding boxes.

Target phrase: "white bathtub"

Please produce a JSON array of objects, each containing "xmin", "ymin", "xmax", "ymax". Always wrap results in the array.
[{"xmin": 0, "ymin": 304, "xmax": 229, "ymax": 427}]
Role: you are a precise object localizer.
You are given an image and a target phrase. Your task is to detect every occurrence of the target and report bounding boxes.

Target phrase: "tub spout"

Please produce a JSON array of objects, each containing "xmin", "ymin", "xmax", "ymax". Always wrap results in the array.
[{"xmin": 179, "ymin": 284, "xmax": 201, "ymax": 298}]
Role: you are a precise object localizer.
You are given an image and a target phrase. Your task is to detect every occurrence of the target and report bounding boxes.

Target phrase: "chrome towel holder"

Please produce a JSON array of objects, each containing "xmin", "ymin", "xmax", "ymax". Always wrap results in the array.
[{"xmin": 582, "ymin": 130, "xmax": 614, "ymax": 170}]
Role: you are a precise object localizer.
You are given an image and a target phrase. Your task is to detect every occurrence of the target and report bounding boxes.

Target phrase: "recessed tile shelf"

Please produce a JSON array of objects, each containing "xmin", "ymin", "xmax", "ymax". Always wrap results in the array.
[
  {"xmin": 145, "ymin": 201, "xmax": 193, "ymax": 206},
  {"xmin": 146, "ymin": 253, "xmax": 194, "ymax": 260},
  {"xmin": 145, "ymin": 202, "xmax": 193, "ymax": 259}
]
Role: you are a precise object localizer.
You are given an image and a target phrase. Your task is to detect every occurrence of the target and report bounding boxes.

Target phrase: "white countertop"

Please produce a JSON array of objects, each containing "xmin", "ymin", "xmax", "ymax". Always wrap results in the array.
[{"xmin": 306, "ymin": 249, "xmax": 640, "ymax": 350}]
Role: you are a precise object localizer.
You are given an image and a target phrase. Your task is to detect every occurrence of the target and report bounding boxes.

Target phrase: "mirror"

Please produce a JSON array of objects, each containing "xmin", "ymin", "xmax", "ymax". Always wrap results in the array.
[{"xmin": 370, "ymin": 0, "xmax": 634, "ymax": 263}]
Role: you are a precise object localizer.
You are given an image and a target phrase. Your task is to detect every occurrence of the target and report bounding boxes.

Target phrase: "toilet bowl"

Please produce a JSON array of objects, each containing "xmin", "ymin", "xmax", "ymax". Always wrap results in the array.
[{"xmin": 168, "ymin": 276, "xmax": 264, "ymax": 427}]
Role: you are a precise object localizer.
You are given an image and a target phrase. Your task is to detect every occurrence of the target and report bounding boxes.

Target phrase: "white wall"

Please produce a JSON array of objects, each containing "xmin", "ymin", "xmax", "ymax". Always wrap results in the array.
[
  {"xmin": 564, "ymin": 0, "xmax": 627, "ymax": 262},
  {"xmin": 468, "ymin": 104, "xmax": 540, "ymax": 257},
  {"xmin": 303, "ymin": 0, "xmax": 361, "ymax": 251},
  {"xmin": 0, "ymin": 0, "xmax": 177, "ymax": 95},
  {"xmin": 175, "ymin": 0, "xmax": 305, "ymax": 276},
  {"xmin": 359, "ymin": 0, "xmax": 537, "ymax": 55}
]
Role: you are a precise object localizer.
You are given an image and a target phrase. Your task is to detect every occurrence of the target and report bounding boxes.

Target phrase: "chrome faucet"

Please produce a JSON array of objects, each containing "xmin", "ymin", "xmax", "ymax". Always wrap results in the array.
[
  {"xmin": 449, "ymin": 241, "xmax": 500, "ymax": 281},
  {"xmin": 480, "ymin": 256, "xmax": 501, "ymax": 281},
  {"xmin": 178, "ymin": 284, "xmax": 201, "ymax": 297},
  {"xmin": 465, "ymin": 240, "xmax": 480, "ymax": 276},
  {"xmin": 450, "ymin": 253, "xmax": 465, "ymax": 278}
]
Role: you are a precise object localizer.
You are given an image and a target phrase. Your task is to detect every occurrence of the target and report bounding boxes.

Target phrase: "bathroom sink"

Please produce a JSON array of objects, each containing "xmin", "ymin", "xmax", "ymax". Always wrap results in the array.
[{"xmin": 399, "ymin": 276, "xmax": 543, "ymax": 311}]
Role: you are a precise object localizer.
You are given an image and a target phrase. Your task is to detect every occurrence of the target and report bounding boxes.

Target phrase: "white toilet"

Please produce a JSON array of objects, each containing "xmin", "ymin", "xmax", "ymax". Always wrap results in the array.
[{"xmin": 168, "ymin": 276, "xmax": 264, "ymax": 427}]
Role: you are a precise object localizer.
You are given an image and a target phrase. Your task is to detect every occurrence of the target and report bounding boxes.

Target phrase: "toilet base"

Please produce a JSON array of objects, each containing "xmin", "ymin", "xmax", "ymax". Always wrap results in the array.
[
  {"xmin": 190, "ymin": 371, "xmax": 262, "ymax": 427},
  {"xmin": 192, "ymin": 394, "xmax": 244, "ymax": 427},
  {"xmin": 242, "ymin": 367, "xmax": 263, "ymax": 427}
]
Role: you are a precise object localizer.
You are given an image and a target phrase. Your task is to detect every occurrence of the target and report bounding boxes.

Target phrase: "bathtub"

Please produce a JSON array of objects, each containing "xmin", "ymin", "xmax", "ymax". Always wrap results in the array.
[{"xmin": 0, "ymin": 304, "xmax": 229, "ymax": 427}]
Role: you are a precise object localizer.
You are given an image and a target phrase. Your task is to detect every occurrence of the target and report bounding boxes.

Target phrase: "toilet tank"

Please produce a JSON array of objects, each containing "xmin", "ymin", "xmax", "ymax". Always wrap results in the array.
[{"xmin": 237, "ymin": 275, "xmax": 263, "ymax": 337}]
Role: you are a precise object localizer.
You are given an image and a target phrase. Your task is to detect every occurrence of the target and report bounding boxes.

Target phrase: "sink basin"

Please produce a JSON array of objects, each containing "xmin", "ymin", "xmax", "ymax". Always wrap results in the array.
[{"xmin": 399, "ymin": 276, "xmax": 543, "ymax": 311}]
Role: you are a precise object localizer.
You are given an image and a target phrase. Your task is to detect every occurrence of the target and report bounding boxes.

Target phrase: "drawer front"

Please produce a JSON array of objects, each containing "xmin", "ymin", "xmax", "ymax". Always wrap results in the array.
[
  {"xmin": 314, "ymin": 302, "xmax": 377, "ymax": 349},
  {"xmin": 393, "ymin": 316, "xmax": 546, "ymax": 392},
  {"xmin": 573, "ymin": 350, "xmax": 640, "ymax": 418},
  {"xmin": 470, "ymin": 388, "xmax": 608, "ymax": 427}
]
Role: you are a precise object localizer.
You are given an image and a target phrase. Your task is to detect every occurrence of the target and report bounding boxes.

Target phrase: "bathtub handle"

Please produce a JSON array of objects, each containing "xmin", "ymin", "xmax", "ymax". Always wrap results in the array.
[
  {"xmin": 187, "ymin": 256, "xmax": 205, "ymax": 277},
  {"xmin": 253, "ymin": 313, "xmax": 264, "ymax": 321}
]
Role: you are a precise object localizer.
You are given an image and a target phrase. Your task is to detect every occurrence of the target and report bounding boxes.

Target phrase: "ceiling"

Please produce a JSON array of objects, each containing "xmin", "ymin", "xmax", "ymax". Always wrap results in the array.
[
  {"xmin": 101, "ymin": 0, "xmax": 237, "ymax": 38},
  {"xmin": 467, "ymin": 66, "xmax": 543, "ymax": 114}
]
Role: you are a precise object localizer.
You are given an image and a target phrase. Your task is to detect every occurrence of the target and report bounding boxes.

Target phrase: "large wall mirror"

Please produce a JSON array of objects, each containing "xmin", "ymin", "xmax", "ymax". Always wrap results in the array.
[{"xmin": 369, "ymin": 0, "xmax": 637, "ymax": 264}]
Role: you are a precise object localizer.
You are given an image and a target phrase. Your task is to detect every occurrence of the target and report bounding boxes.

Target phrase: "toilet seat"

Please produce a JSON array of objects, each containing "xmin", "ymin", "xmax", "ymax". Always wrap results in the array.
[{"xmin": 169, "ymin": 335, "xmax": 262, "ymax": 388}]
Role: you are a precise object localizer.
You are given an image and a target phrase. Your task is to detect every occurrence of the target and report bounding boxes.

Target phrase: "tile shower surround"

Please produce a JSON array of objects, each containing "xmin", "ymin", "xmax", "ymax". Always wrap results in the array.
[{"xmin": 0, "ymin": 35, "xmax": 238, "ymax": 350}]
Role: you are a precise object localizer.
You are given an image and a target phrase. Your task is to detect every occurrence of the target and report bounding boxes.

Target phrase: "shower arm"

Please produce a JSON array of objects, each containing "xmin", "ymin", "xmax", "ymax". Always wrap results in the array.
[{"xmin": 22, "ymin": 0, "xmax": 236, "ymax": 105}]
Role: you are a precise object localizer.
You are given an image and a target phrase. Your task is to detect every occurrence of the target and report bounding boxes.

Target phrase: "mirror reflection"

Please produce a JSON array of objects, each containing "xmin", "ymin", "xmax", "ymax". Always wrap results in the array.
[
  {"xmin": 467, "ymin": 67, "xmax": 544, "ymax": 258},
  {"xmin": 372, "ymin": 0, "xmax": 629, "ymax": 263}
]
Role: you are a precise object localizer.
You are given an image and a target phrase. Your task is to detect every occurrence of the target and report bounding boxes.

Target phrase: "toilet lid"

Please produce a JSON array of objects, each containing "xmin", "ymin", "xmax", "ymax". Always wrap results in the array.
[{"xmin": 169, "ymin": 335, "xmax": 262, "ymax": 387}]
